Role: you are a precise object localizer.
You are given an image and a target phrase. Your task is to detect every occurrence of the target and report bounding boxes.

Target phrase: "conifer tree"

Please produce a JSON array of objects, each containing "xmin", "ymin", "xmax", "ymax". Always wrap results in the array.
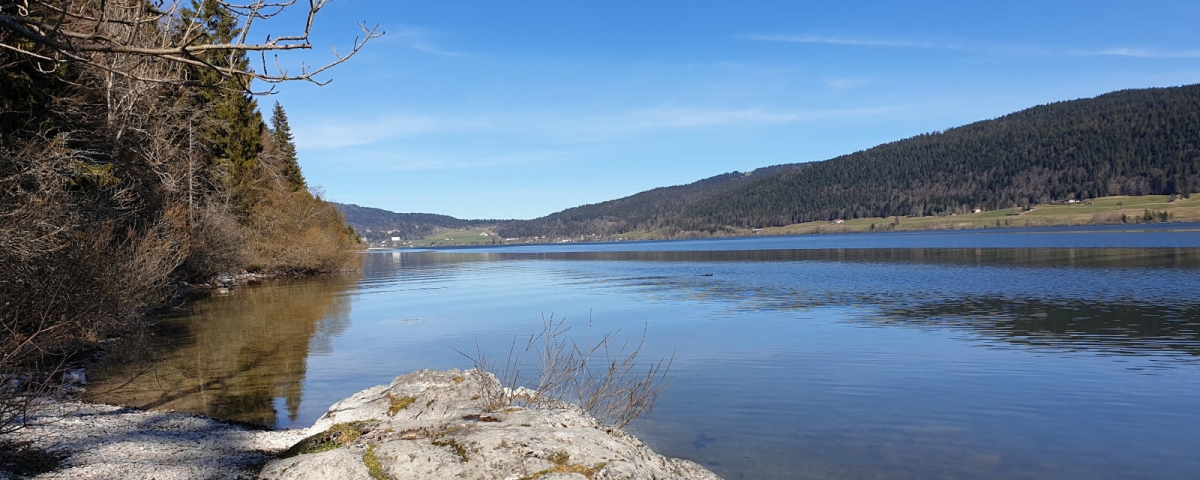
[
  {"xmin": 185, "ymin": 0, "xmax": 264, "ymax": 199},
  {"xmin": 270, "ymin": 102, "xmax": 306, "ymax": 191}
]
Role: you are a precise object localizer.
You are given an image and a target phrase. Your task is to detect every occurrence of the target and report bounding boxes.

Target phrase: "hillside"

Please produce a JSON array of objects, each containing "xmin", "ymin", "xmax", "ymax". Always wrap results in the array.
[
  {"xmin": 496, "ymin": 84, "xmax": 1200, "ymax": 238},
  {"xmin": 333, "ymin": 203, "xmax": 505, "ymax": 245},
  {"xmin": 494, "ymin": 164, "xmax": 804, "ymax": 238}
]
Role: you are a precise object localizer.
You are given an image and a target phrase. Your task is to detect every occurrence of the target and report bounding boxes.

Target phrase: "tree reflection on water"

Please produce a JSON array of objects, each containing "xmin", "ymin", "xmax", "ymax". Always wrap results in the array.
[{"xmin": 86, "ymin": 274, "xmax": 359, "ymax": 427}]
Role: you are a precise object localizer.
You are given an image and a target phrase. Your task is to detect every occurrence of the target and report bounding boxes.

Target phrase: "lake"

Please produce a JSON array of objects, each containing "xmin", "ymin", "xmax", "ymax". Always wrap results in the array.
[{"xmin": 87, "ymin": 224, "xmax": 1200, "ymax": 479}]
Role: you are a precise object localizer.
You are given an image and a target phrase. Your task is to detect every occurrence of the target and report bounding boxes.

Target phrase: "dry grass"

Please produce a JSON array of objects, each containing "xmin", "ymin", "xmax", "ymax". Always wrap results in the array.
[
  {"xmin": 519, "ymin": 451, "xmax": 607, "ymax": 480},
  {"xmin": 362, "ymin": 443, "xmax": 387, "ymax": 480},
  {"xmin": 459, "ymin": 313, "xmax": 674, "ymax": 428},
  {"xmin": 431, "ymin": 438, "xmax": 469, "ymax": 463},
  {"xmin": 279, "ymin": 421, "xmax": 375, "ymax": 458},
  {"xmin": 386, "ymin": 393, "xmax": 416, "ymax": 417}
]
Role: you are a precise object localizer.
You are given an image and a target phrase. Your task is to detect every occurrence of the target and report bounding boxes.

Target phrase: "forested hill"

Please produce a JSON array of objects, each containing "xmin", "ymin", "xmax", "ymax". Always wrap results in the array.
[
  {"xmin": 497, "ymin": 84, "xmax": 1200, "ymax": 238},
  {"xmin": 333, "ymin": 203, "xmax": 504, "ymax": 242},
  {"xmin": 493, "ymin": 164, "xmax": 804, "ymax": 238}
]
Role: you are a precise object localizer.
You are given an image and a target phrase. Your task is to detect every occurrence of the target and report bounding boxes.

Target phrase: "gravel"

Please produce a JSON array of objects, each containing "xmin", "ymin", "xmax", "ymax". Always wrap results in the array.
[{"xmin": 1, "ymin": 400, "xmax": 309, "ymax": 480}]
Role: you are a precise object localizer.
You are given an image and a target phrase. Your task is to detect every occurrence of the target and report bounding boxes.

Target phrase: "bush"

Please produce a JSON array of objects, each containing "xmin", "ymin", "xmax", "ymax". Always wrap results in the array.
[
  {"xmin": 242, "ymin": 188, "xmax": 360, "ymax": 274},
  {"xmin": 178, "ymin": 204, "xmax": 248, "ymax": 281}
]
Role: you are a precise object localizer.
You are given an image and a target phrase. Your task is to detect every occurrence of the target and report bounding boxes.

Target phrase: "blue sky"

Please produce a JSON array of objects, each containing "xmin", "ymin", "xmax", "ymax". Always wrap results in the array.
[{"xmin": 261, "ymin": 0, "xmax": 1200, "ymax": 219}]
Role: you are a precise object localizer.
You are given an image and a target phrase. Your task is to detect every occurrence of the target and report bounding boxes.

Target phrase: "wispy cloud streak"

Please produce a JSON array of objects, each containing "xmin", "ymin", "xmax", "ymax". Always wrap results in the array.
[
  {"xmin": 1085, "ymin": 47, "xmax": 1200, "ymax": 59},
  {"xmin": 740, "ymin": 33, "xmax": 1200, "ymax": 59},
  {"xmin": 738, "ymin": 34, "xmax": 949, "ymax": 49},
  {"xmin": 314, "ymin": 149, "xmax": 580, "ymax": 172},
  {"xmin": 624, "ymin": 106, "xmax": 894, "ymax": 129},
  {"xmin": 296, "ymin": 106, "xmax": 897, "ymax": 149},
  {"xmin": 387, "ymin": 26, "xmax": 468, "ymax": 57},
  {"xmin": 295, "ymin": 114, "xmax": 460, "ymax": 149},
  {"xmin": 823, "ymin": 77, "xmax": 873, "ymax": 90}
]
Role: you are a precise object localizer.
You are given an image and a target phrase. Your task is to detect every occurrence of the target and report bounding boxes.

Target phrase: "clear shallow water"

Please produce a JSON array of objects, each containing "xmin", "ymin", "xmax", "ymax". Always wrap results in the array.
[{"xmin": 88, "ymin": 225, "xmax": 1200, "ymax": 479}]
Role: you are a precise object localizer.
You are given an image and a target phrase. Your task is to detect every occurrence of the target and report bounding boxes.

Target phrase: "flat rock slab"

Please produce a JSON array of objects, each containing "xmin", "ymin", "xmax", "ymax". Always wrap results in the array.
[{"xmin": 259, "ymin": 369, "xmax": 720, "ymax": 480}]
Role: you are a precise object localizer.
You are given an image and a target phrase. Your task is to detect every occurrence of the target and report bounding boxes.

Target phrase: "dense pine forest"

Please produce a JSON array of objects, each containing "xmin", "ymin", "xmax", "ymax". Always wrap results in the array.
[
  {"xmin": 1, "ymin": 0, "xmax": 365, "ymax": 428},
  {"xmin": 498, "ymin": 84, "xmax": 1200, "ymax": 238}
]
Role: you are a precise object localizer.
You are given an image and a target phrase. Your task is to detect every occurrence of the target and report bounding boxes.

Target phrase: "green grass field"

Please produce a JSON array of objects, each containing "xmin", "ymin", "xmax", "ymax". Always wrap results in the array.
[
  {"xmin": 411, "ymin": 195, "xmax": 1200, "ymax": 246},
  {"xmin": 408, "ymin": 228, "xmax": 500, "ymax": 247},
  {"xmin": 754, "ymin": 195, "xmax": 1200, "ymax": 236}
]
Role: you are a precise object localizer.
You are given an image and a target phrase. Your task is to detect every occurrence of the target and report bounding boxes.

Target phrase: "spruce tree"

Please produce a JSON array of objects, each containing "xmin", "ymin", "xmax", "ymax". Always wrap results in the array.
[
  {"xmin": 185, "ymin": 0, "xmax": 264, "ymax": 200},
  {"xmin": 270, "ymin": 102, "xmax": 306, "ymax": 191}
]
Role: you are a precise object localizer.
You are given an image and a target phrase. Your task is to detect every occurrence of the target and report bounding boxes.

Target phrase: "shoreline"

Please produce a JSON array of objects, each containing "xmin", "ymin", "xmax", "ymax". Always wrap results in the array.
[
  {"xmin": 2, "ymin": 369, "xmax": 719, "ymax": 480},
  {"xmin": 398, "ymin": 195, "xmax": 1200, "ymax": 248}
]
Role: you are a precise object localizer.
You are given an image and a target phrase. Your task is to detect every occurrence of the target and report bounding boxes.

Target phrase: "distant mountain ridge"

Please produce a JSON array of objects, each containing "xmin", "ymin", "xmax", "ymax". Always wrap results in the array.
[
  {"xmin": 496, "ymin": 84, "xmax": 1200, "ymax": 238},
  {"xmin": 343, "ymin": 84, "xmax": 1200, "ymax": 242},
  {"xmin": 493, "ymin": 164, "xmax": 804, "ymax": 238}
]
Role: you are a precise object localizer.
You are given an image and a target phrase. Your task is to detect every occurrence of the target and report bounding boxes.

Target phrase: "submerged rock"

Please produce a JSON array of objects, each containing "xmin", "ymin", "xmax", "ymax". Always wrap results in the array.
[
  {"xmin": 259, "ymin": 369, "xmax": 720, "ymax": 480},
  {"xmin": 60, "ymin": 369, "xmax": 86, "ymax": 386}
]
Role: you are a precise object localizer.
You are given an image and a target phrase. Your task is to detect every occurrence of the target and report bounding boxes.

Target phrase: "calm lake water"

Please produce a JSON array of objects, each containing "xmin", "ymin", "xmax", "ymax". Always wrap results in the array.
[{"xmin": 88, "ymin": 224, "xmax": 1200, "ymax": 479}]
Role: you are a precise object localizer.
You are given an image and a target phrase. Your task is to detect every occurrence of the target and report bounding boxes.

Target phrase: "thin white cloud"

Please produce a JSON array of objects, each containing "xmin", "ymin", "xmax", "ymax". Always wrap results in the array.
[
  {"xmin": 295, "ymin": 106, "xmax": 897, "ymax": 149},
  {"xmin": 741, "ymin": 33, "xmax": 1200, "ymax": 59},
  {"xmin": 823, "ymin": 77, "xmax": 873, "ymax": 90},
  {"xmin": 295, "ymin": 115, "xmax": 448, "ymax": 149},
  {"xmin": 624, "ymin": 106, "xmax": 893, "ymax": 130},
  {"xmin": 626, "ymin": 107, "xmax": 802, "ymax": 129},
  {"xmin": 1087, "ymin": 47, "xmax": 1200, "ymax": 59},
  {"xmin": 385, "ymin": 26, "xmax": 467, "ymax": 57},
  {"xmin": 738, "ymin": 34, "xmax": 947, "ymax": 49},
  {"xmin": 311, "ymin": 149, "xmax": 580, "ymax": 172}
]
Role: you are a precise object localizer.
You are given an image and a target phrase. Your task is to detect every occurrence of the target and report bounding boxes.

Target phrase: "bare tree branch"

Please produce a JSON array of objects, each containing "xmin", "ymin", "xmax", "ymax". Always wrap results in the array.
[{"xmin": 0, "ymin": 0, "xmax": 383, "ymax": 93}]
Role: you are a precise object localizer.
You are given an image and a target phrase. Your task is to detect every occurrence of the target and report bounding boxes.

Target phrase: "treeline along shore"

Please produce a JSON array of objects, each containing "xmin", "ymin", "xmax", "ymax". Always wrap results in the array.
[{"xmin": 1, "ymin": 0, "xmax": 363, "ymax": 447}]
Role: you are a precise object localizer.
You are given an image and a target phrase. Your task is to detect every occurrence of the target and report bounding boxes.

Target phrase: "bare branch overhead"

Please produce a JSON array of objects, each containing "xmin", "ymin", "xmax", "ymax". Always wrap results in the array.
[{"xmin": 0, "ymin": 0, "xmax": 383, "ymax": 93}]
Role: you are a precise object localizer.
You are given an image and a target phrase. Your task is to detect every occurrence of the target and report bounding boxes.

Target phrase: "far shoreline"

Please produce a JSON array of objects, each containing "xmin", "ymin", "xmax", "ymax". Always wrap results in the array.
[
  {"xmin": 385, "ymin": 220, "xmax": 1200, "ymax": 254},
  {"xmin": 392, "ymin": 195, "xmax": 1200, "ymax": 249}
]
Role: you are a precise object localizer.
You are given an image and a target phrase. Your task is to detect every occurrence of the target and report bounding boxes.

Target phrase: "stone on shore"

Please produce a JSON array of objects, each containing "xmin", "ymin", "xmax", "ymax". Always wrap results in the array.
[{"xmin": 258, "ymin": 369, "xmax": 720, "ymax": 480}]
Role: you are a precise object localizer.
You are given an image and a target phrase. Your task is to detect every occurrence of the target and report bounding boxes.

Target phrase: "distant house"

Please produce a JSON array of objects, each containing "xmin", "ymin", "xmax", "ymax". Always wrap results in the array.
[
  {"xmin": 1067, "ymin": 199, "xmax": 1079, "ymax": 204},
  {"xmin": 831, "ymin": 219, "xmax": 845, "ymax": 224},
  {"xmin": 972, "ymin": 208, "xmax": 983, "ymax": 214},
  {"xmin": 390, "ymin": 236, "xmax": 401, "ymax": 242},
  {"xmin": 479, "ymin": 232, "xmax": 490, "ymax": 237}
]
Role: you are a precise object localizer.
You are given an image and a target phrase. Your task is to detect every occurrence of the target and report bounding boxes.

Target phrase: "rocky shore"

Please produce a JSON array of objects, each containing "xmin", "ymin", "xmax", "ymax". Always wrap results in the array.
[{"xmin": 2, "ymin": 369, "xmax": 719, "ymax": 479}]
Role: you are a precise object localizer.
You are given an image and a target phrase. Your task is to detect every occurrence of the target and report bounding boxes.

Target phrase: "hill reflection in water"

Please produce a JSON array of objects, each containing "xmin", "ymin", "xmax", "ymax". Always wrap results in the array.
[{"xmin": 366, "ymin": 247, "xmax": 1200, "ymax": 362}]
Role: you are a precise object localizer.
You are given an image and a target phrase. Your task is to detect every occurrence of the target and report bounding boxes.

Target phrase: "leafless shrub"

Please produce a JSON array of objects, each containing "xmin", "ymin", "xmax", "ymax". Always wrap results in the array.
[
  {"xmin": 0, "ymin": 128, "xmax": 188, "ymax": 435},
  {"xmin": 237, "ymin": 153, "xmax": 359, "ymax": 274},
  {"xmin": 459, "ymin": 314, "xmax": 674, "ymax": 428},
  {"xmin": 179, "ymin": 203, "xmax": 247, "ymax": 280}
]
